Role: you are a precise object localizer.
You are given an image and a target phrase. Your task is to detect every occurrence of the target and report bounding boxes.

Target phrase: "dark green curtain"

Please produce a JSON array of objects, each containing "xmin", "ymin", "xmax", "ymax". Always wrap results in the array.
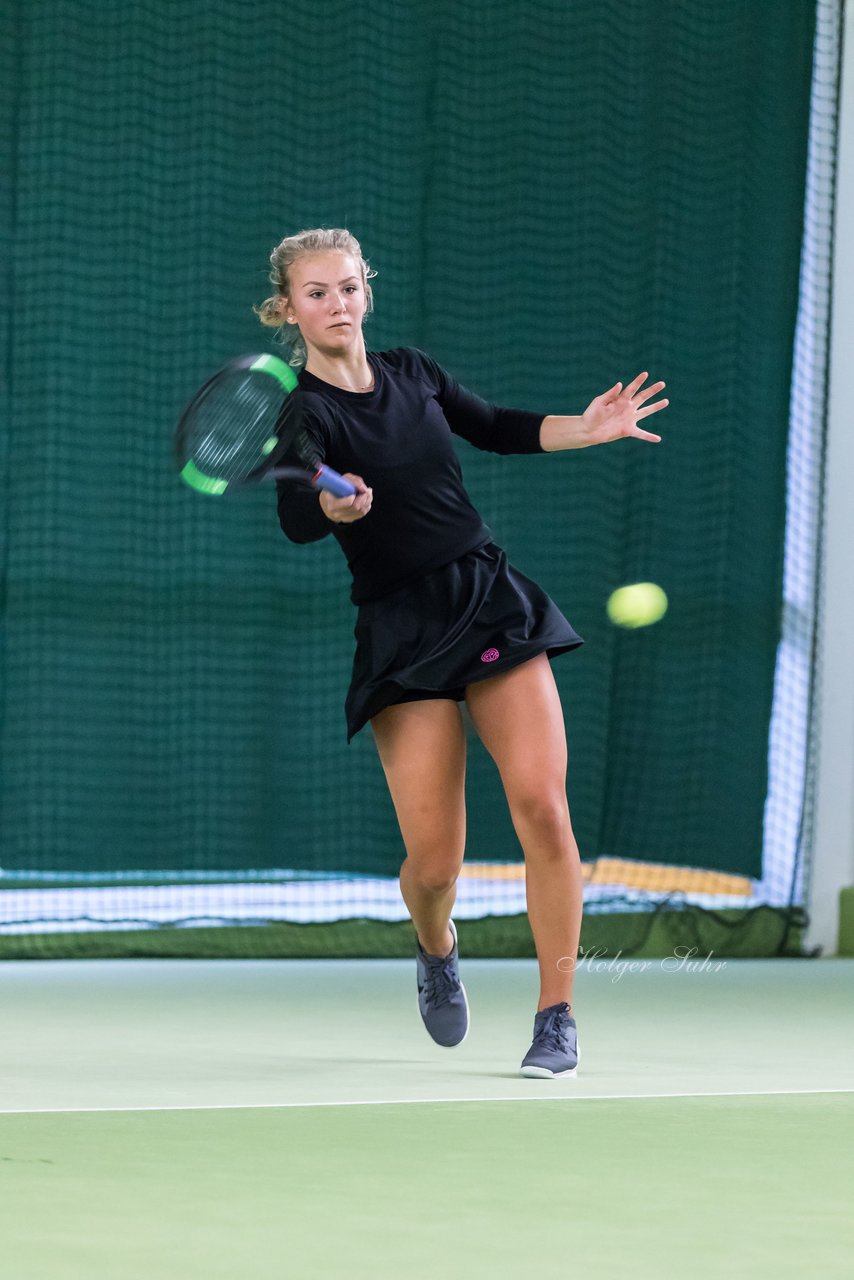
[{"xmin": 0, "ymin": 0, "xmax": 816, "ymax": 879}]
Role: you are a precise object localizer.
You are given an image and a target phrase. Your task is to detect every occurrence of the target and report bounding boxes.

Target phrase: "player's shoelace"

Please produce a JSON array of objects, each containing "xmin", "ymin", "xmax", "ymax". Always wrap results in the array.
[
  {"xmin": 533, "ymin": 1002, "xmax": 572, "ymax": 1051},
  {"xmin": 422, "ymin": 956, "xmax": 461, "ymax": 1009}
]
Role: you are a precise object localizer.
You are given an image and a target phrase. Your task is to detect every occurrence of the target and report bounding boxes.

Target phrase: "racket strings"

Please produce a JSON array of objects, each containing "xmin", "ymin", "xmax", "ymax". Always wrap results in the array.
[{"xmin": 184, "ymin": 371, "xmax": 291, "ymax": 483}]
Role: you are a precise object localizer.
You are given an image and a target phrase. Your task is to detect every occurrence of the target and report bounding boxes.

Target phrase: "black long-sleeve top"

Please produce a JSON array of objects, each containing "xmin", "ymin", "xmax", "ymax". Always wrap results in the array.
[{"xmin": 276, "ymin": 347, "xmax": 545, "ymax": 604}]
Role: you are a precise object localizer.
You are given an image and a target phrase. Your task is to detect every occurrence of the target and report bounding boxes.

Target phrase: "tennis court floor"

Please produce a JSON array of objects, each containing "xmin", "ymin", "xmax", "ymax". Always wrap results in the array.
[{"xmin": 2, "ymin": 957, "xmax": 852, "ymax": 1278}]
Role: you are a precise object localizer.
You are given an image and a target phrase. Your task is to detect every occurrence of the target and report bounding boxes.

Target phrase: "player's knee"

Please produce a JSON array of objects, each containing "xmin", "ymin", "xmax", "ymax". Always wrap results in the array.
[
  {"xmin": 402, "ymin": 853, "xmax": 461, "ymax": 895},
  {"xmin": 510, "ymin": 788, "xmax": 574, "ymax": 852}
]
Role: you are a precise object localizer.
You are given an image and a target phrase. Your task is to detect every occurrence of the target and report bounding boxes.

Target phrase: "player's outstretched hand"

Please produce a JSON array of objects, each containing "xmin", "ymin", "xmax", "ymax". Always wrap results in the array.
[
  {"xmin": 320, "ymin": 474, "xmax": 373, "ymax": 523},
  {"xmin": 582, "ymin": 373, "xmax": 669, "ymax": 445}
]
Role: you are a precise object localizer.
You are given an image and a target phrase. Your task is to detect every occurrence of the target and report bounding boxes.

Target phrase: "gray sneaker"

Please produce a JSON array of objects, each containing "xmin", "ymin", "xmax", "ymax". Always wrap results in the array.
[
  {"xmin": 416, "ymin": 919, "xmax": 470, "ymax": 1047},
  {"xmin": 520, "ymin": 1002, "xmax": 579, "ymax": 1078}
]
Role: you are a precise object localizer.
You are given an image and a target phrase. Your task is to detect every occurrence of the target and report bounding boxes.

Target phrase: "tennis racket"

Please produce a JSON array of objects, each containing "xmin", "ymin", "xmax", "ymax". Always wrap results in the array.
[{"xmin": 175, "ymin": 353, "xmax": 356, "ymax": 498}]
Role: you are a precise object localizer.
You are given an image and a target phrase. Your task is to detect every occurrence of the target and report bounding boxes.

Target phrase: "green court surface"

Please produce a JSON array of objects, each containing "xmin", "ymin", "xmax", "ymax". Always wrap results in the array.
[{"xmin": 1, "ymin": 958, "xmax": 852, "ymax": 1278}]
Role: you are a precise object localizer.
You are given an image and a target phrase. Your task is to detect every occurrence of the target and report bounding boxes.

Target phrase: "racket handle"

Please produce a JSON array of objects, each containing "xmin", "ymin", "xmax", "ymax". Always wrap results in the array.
[{"xmin": 312, "ymin": 465, "xmax": 357, "ymax": 498}]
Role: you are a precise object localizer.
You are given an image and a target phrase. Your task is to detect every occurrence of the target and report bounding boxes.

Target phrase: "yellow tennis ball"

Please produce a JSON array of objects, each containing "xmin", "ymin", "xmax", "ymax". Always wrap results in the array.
[{"xmin": 607, "ymin": 582, "xmax": 668, "ymax": 628}]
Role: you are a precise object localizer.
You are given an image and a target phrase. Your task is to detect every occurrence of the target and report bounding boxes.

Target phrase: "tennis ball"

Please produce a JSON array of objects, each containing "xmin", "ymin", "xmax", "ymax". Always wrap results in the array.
[{"xmin": 606, "ymin": 582, "xmax": 668, "ymax": 629}]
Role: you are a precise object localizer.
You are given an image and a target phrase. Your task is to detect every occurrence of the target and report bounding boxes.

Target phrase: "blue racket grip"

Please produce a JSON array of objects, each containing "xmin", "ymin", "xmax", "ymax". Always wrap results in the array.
[{"xmin": 312, "ymin": 464, "xmax": 357, "ymax": 498}]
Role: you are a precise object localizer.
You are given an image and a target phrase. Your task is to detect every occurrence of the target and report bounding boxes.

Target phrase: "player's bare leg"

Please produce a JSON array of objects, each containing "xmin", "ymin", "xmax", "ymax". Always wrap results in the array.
[
  {"xmin": 372, "ymin": 698, "xmax": 470, "ymax": 1047},
  {"xmin": 371, "ymin": 698, "xmax": 467, "ymax": 958},
  {"xmin": 465, "ymin": 654, "xmax": 583, "ymax": 1011}
]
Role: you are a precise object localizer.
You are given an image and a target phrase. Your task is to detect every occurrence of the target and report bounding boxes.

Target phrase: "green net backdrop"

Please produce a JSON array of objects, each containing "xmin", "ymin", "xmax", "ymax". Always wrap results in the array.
[{"xmin": 0, "ymin": 1, "xmax": 824, "ymax": 954}]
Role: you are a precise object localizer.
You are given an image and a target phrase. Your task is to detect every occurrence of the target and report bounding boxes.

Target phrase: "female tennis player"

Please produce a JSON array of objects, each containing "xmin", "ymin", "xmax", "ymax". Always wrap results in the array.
[{"xmin": 257, "ymin": 228, "xmax": 668, "ymax": 1078}]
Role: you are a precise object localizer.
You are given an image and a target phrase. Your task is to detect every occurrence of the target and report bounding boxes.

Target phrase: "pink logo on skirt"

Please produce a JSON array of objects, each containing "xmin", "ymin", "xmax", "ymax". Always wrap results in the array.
[{"xmin": 480, "ymin": 647, "xmax": 500, "ymax": 663}]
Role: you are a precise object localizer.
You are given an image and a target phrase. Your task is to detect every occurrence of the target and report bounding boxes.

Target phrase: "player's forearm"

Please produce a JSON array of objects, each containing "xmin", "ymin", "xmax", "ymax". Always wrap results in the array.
[
  {"xmin": 539, "ymin": 415, "xmax": 592, "ymax": 452},
  {"xmin": 277, "ymin": 488, "xmax": 333, "ymax": 543}
]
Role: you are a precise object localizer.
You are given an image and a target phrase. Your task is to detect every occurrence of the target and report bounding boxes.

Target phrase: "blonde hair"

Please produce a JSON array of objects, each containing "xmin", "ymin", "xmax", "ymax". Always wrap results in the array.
[{"xmin": 255, "ymin": 228, "xmax": 376, "ymax": 366}]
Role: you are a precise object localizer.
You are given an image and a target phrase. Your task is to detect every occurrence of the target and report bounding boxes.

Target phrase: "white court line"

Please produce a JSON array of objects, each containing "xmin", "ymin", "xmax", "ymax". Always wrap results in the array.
[{"xmin": 1, "ymin": 1087, "xmax": 852, "ymax": 1116}]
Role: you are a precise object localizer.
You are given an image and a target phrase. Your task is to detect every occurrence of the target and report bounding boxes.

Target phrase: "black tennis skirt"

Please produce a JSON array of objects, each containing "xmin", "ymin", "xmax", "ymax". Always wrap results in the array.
[{"xmin": 345, "ymin": 541, "xmax": 583, "ymax": 740}]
